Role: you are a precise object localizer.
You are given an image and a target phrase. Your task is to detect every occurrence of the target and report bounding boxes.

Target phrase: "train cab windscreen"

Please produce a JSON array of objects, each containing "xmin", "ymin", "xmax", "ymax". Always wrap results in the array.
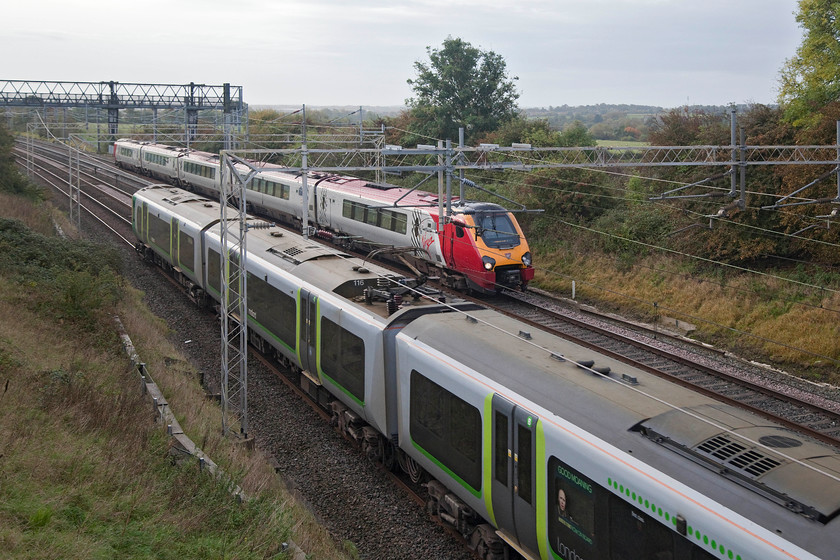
[{"xmin": 474, "ymin": 212, "xmax": 520, "ymax": 249}]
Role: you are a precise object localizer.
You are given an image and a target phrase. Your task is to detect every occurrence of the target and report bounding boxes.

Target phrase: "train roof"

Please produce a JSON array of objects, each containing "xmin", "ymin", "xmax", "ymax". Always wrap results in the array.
[
  {"xmin": 124, "ymin": 140, "xmax": 514, "ymax": 215},
  {"xmin": 143, "ymin": 143, "xmax": 189, "ymax": 156},
  {"xmin": 399, "ymin": 307, "xmax": 840, "ymax": 556},
  {"xmin": 134, "ymin": 185, "xmax": 449, "ymax": 322},
  {"xmin": 252, "ymin": 167, "xmax": 514, "ymax": 216},
  {"xmin": 241, "ymin": 227, "xmax": 457, "ymax": 321},
  {"xmin": 182, "ymin": 149, "xmax": 220, "ymax": 164},
  {"xmin": 134, "ymin": 185, "xmax": 236, "ymax": 227}
]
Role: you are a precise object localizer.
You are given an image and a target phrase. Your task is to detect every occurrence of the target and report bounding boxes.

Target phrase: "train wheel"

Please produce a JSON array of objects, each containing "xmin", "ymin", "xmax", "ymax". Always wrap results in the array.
[
  {"xmin": 381, "ymin": 439, "xmax": 396, "ymax": 471},
  {"xmin": 470, "ymin": 525, "xmax": 504, "ymax": 560}
]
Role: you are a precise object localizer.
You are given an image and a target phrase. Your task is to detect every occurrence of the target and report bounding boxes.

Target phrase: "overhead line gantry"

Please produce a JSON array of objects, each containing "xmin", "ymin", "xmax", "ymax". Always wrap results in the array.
[{"xmin": 1, "ymin": 80, "xmax": 244, "ymax": 147}]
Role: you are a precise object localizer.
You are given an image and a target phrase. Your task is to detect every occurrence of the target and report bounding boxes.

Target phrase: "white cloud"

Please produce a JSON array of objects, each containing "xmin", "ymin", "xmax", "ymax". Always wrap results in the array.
[{"xmin": 4, "ymin": 0, "xmax": 802, "ymax": 108}]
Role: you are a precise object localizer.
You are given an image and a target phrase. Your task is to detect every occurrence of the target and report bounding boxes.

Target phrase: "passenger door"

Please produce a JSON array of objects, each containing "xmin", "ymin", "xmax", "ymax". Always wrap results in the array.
[
  {"xmin": 171, "ymin": 218, "xmax": 179, "ymax": 267},
  {"xmin": 298, "ymin": 288, "xmax": 318, "ymax": 376},
  {"xmin": 135, "ymin": 201, "xmax": 147, "ymax": 241},
  {"xmin": 491, "ymin": 394, "xmax": 539, "ymax": 554}
]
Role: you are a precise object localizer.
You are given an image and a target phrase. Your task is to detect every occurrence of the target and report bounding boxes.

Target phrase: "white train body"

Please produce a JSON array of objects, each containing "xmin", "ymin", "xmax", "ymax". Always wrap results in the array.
[
  {"xmin": 117, "ymin": 139, "xmax": 534, "ymax": 293},
  {"xmin": 132, "ymin": 179, "xmax": 838, "ymax": 560}
]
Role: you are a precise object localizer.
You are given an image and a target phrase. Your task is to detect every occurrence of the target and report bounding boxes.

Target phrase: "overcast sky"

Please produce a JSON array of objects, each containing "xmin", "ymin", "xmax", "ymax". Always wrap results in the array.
[{"xmin": 4, "ymin": 0, "xmax": 802, "ymax": 109}]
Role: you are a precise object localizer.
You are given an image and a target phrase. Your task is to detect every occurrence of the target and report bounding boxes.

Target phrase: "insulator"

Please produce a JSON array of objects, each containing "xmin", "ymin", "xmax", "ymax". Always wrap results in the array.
[
  {"xmin": 393, "ymin": 294, "xmax": 403, "ymax": 306},
  {"xmin": 246, "ymin": 220, "xmax": 274, "ymax": 230},
  {"xmin": 387, "ymin": 299, "xmax": 397, "ymax": 315}
]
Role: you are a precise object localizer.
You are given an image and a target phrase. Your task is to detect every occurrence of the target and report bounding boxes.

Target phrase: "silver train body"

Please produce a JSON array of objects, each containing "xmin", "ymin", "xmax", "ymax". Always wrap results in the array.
[
  {"xmin": 132, "ymin": 185, "xmax": 839, "ymax": 560},
  {"xmin": 117, "ymin": 139, "xmax": 535, "ymax": 294}
]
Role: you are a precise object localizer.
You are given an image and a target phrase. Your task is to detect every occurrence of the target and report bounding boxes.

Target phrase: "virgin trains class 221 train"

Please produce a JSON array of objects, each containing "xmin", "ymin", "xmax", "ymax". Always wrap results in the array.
[
  {"xmin": 114, "ymin": 138, "xmax": 534, "ymax": 294},
  {"xmin": 133, "ymin": 184, "xmax": 840, "ymax": 560}
]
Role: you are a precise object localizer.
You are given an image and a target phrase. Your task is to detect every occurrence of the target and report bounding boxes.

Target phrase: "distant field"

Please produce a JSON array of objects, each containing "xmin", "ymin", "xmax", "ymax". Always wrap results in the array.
[{"xmin": 596, "ymin": 139, "xmax": 651, "ymax": 147}]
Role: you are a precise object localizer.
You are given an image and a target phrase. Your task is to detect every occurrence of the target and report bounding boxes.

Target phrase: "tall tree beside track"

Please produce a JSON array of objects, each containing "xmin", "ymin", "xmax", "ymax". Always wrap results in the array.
[
  {"xmin": 779, "ymin": 0, "xmax": 840, "ymax": 127},
  {"xmin": 405, "ymin": 37, "xmax": 520, "ymax": 144}
]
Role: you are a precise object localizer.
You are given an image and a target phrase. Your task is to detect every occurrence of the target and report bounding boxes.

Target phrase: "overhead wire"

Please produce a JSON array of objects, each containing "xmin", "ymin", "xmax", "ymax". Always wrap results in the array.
[
  {"xmin": 320, "ymin": 240, "xmax": 840, "ymax": 481},
  {"xmin": 433, "ymin": 164, "xmax": 840, "ymax": 364}
]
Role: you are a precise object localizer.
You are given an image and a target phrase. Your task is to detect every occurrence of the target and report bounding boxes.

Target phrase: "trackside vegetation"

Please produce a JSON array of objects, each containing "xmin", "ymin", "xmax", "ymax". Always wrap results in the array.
[{"xmin": 0, "ymin": 128, "xmax": 351, "ymax": 558}]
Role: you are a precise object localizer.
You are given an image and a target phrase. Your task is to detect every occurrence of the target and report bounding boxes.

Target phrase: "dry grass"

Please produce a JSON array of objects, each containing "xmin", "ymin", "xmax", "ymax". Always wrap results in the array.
[
  {"xmin": 116, "ymin": 291, "xmax": 348, "ymax": 557},
  {"xmin": 0, "ymin": 193, "xmax": 350, "ymax": 559},
  {"xmin": 534, "ymin": 247, "xmax": 840, "ymax": 384},
  {"xmin": 0, "ymin": 192, "xmax": 58, "ymax": 237}
]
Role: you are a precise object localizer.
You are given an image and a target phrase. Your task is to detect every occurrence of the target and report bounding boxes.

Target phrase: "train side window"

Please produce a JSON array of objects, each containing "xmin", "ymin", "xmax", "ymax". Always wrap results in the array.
[
  {"xmin": 412, "ymin": 371, "xmax": 445, "ymax": 437},
  {"xmin": 380, "ymin": 211, "xmax": 393, "ymax": 231},
  {"xmin": 517, "ymin": 424, "xmax": 532, "ymax": 503},
  {"xmin": 207, "ymin": 249, "xmax": 220, "ymax": 294},
  {"xmin": 147, "ymin": 212, "xmax": 170, "ymax": 256},
  {"xmin": 547, "ymin": 457, "xmax": 597, "ymax": 554},
  {"xmin": 343, "ymin": 200, "xmax": 364, "ymax": 221},
  {"xmin": 393, "ymin": 212, "xmax": 407, "ymax": 234},
  {"xmin": 609, "ymin": 495, "xmax": 674, "ymax": 560},
  {"xmin": 206, "ymin": 249, "xmax": 239, "ymax": 294},
  {"xmin": 247, "ymin": 273, "xmax": 296, "ymax": 352},
  {"xmin": 451, "ymin": 397, "xmax": 480, "ymax": 467},
  {"xmin": 494, "ymin": 412, "xmax": 508, "ymax": 485},
  {"xmin": 178, "ymin": 230, "xmax": 195, "ymax": 273},
  {"xmin": 409, "ymin": 370, "xmax": 481, "ymax": 491},
  {"xmin": 320, "ymin": 318, "xmax": 365, "ymax": 403}
]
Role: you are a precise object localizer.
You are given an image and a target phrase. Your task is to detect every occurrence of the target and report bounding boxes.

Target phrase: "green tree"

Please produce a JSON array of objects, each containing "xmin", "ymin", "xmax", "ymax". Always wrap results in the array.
[
  {"xmin": 0, "ymin": 124, "xmax": 40, "ymax": 200},
  {"xmin": 778, "ymin": 0, "xmax": 840, "ymax": 127},
  {"xmin": 406, "ymin": 37, "xmax": 519, "ymax": 144},
  {"xmin": 479, "ymin": 116, "xmax": 562, "ymax": 147}
]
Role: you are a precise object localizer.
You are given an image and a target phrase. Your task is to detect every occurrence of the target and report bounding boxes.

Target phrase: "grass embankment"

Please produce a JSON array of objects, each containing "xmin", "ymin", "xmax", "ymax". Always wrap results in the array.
[
  {"xmin": 0, "ymin": 191, "xmax": 350, "ymax": 559},
  {"xmin": 532, "ymin": 241, "xmax": 840, "ymax": 385}
]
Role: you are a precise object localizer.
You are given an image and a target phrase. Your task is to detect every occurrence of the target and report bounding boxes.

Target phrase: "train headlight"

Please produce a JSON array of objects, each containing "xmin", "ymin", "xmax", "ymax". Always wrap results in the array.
[
  {"xmin": 482, "ymin": 256, "xmax": 496, "ymax": 270},
  {"xmin": 522, "ymin": 252, "xmax": 532, "ymax": 266}
]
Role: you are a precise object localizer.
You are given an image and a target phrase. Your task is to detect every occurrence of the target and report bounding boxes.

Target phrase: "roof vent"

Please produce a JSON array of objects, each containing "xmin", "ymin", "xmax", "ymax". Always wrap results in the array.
[
  {"xmin": 759, "ymin": 435, "xmax": 803, "ymax": 449},
  {"xmin": 697, "ymin": 435, "xmax": 746, "ymax": 461},
  {"xmin": 696, "ymin": 435, "xmax": 781, "ymax": 477},
  {"xmin": 636, "ymin": 405, "xmax": 840, "ymax": 523}
]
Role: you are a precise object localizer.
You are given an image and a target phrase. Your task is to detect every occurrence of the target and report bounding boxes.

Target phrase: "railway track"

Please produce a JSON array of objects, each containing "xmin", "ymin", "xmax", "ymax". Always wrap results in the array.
[
  {"xmin": 16, "ymin": 135, "xmax": 840, "ymax": 558},
  {"xmin": 484, "ymin": 287, "xmax": 840, "ymax": 447},
  {"xmin": 14, "ymin": 137, "xmax": 478, "ymax": 559},
  {"xmin": 13, "ymin": 138, "xmax": 149, "ymax": 244},
  {"xmin": 22, "ymin": 136, "xmax": 840, "ymax": 448}
]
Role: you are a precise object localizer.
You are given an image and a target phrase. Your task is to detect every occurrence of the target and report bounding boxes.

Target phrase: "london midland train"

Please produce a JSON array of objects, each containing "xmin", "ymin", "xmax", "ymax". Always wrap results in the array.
[
  {"xmin": 133, "ymin": 184, "xmax": 840, "ymax": 560},
  {"xmin": 115, "ymin": 138, "xmax": 534, "ymax": 294}
]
